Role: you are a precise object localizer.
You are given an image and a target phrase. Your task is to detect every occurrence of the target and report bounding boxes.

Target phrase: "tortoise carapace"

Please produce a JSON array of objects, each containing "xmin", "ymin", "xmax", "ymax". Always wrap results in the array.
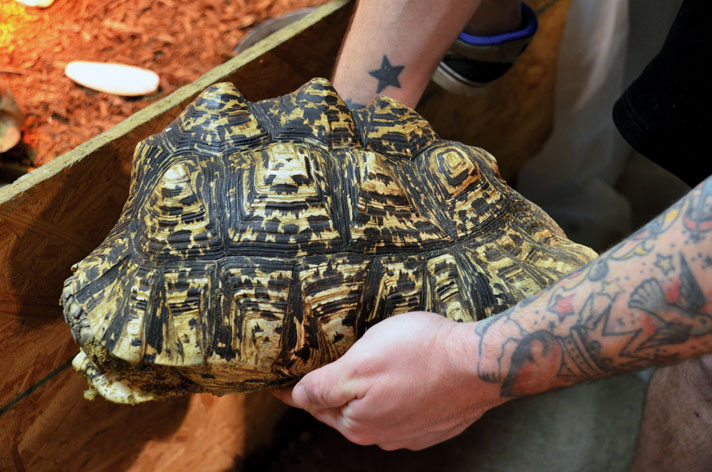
[{"xmin": 61, "ymin": 78, "xmax": 596, "ymax": 404}]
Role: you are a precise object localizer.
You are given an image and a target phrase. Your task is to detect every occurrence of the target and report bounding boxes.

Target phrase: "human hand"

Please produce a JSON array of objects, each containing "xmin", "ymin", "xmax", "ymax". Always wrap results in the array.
[{"xmin": 272, "ymin": 311, "xmax": 508, "ymax": 450}]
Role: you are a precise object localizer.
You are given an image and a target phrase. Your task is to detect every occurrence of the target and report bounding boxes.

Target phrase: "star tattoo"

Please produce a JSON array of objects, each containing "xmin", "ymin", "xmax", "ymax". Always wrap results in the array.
[
  {"xmin": 601, "ymin": 279, "xmax": 623, "ymax": 300},
  {"xmin": 549, "ymin": 294, "xmax": 575, "ymax": 321},
  {"xmin": 368, "ymin": 55, "xmax": 405, "ymax": 93},
  {"xmin": 654, "ymin": 254, "xmax": 674, "ymax": 275}
]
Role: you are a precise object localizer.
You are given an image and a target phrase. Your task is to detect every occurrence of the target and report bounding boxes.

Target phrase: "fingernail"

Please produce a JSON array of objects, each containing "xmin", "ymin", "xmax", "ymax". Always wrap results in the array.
[{"xmin": 292, "ymin": 384, "xmax": 309, "ymax": 409}]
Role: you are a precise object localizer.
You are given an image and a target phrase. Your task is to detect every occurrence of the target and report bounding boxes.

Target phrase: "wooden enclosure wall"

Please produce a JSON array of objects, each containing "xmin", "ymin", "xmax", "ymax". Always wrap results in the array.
[
  {"xmin": 0, "ymin": 3, "xmax": 353, "ymax": 471},
  {"xmin": 0, "ymin": 0, "xmax": 570, "ymax": 470}
]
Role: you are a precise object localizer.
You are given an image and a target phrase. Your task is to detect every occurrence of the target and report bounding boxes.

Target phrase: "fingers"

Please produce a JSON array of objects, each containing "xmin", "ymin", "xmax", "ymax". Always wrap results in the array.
[
  {"xmin": 271, "ymin": 385, "xmax": 354, "ymax": 434},
  {"xmin": 270, "ymin": 386, "xmax": 296, "ymax": 406},
  {"xmin": 292, "ymin": 361, "xmax": 360, "ymax": 411},
  {"xmin": 272, "ymin": 359, "xmax": 360, "ymax": 412}
]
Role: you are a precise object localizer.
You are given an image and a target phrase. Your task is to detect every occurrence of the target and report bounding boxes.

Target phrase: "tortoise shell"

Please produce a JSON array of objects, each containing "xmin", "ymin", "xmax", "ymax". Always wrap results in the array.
[{"xmin": 62, "ymin": 78, "xmax": 596, "ymax": 403}]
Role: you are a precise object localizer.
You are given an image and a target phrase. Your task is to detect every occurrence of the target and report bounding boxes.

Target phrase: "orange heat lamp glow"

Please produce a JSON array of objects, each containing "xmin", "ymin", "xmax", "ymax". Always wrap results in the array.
[{"xmin": 0, "ymin": 2, "xmax": 34, "ymax": 49}]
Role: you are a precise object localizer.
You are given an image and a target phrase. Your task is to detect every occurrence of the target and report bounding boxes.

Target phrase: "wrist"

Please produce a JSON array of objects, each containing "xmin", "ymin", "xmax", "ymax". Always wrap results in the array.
[
  {"xmin": 478, "ymin": 304, "xmax": 581, "ymax": 398},
  {"xmin": 446, "ymin": 319, "xmax": 511, "ymax": 408}
]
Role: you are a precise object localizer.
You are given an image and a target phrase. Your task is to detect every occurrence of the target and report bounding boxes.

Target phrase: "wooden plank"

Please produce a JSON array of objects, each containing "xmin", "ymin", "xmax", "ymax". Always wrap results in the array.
[
  {"xmin": 0, "ymin": 2, "xmax": 352, "ymax": 470},
  {"xmin": 1, "ymin": 367, "xmax": 287, "ymax": 471}
]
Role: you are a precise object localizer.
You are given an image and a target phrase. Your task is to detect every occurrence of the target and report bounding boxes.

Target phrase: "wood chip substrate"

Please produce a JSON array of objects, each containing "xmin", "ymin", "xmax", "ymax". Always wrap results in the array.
[{"xmin": 0, "ymin": 0, "xmax": 327, "ymax": 167}]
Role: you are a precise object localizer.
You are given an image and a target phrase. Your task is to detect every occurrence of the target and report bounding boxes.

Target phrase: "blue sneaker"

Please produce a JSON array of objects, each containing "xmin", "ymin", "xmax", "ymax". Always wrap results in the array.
[{"xmin": 432, "ymin": 2, "xmax": 538, "ymax": 95}]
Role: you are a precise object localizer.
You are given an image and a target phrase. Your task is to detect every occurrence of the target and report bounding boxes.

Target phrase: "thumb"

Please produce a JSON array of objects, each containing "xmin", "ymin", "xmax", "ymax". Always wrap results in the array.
[{"xmin": 291, "ymin": 359, "xmax": 358, "ymax": 411}]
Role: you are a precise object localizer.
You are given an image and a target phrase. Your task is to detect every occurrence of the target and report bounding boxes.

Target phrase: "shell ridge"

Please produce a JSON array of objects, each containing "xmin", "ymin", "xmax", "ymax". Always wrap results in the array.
[
  {"xmin": 140, "ymin": 266, "xmax": 165, "ymax": 363},
  {"xmin": 349, "ymin": 107, "xmax": 370, "ymax": 149},
  {"xmin": 220, "ymin": 154, "xmax": 240, "ymax": 261},
  {"xmin": 354, "ymin": 257, "xmax": 384, "ymax": 337},
  {"xmin": 249, "ymin": 100, "xmax": 278, "ymax": 141},
  {"xmin": 102, "ymin": 265, "xmax": 145, "ymax": 361},
  {"xmin": 450, "ymin": 247, "xmax": 488, "ymax": 320},
  {"xmin": 454, "ymin": 248, "xmax": 514, "ymax": 319},
  {"xmin": 358, "ymin": 97, "xmax": 439, "ymax": 160},
  {"xmin": 272, "ymin": 263, "xmax": 305, "ymax": 377},
  {"xmin": 318, "ymin": 148, "xmax": 350, "ymax": 249}
]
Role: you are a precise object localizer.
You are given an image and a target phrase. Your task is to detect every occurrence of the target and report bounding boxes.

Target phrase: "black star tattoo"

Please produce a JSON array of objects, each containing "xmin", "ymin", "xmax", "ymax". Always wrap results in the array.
[{"xmin": 368, "ymin": 55, "xmax": 405, "ymax": 93}]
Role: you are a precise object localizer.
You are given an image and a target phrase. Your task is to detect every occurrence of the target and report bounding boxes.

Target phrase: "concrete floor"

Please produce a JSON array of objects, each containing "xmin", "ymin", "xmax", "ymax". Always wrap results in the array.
[{"xmin": 249, "ymin": 374, "xmax": 647, "ymax": 472}]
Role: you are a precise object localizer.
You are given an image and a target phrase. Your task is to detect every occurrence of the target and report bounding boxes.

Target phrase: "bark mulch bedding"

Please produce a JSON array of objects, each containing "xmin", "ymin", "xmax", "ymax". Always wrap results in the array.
[{"xmin": 0, "ymin": 0, "xmax": 327, "ymax": 181}]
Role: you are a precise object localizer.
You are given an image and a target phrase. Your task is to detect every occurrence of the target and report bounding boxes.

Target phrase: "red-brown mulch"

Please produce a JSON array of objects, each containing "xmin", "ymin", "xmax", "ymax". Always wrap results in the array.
[{"xmin": 0, "ymin": 0, "xmax": 328, "ymax": 175}]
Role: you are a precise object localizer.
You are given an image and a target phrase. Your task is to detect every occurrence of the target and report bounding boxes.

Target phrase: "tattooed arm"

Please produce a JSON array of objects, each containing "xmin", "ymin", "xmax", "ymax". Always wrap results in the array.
[
  {"xmin": 476, "ymin": 176, "xmax": 712, "ymax": 398},
  {"xmin": 274, "ymin": 178, "xmax": 712, "ymax": 450},
  {"xmin": 332, "ymin": 0, "xmax": 521, "ymax": 108}
]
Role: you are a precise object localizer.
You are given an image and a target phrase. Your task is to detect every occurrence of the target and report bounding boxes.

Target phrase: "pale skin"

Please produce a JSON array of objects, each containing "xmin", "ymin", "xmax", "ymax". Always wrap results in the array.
[
  {"xmin": 275, "ymin": 0, "xmax": 712, "ymax": 466},
  {"xmin": 332, "ymin": 0, "xmax": 521, "ymax": 108}
]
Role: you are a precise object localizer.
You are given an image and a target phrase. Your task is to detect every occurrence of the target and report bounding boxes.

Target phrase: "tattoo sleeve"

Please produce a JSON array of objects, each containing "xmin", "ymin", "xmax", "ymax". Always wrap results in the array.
[{"xmin": 476, "ymin": 176, "xmax": 712, "ymax": 398}]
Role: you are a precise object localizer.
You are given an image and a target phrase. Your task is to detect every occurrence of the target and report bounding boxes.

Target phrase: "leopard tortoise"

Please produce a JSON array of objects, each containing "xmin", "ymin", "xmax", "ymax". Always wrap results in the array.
[{"xmin": 61, "ymin": 78, "xmax": 596, "ymax": 404}]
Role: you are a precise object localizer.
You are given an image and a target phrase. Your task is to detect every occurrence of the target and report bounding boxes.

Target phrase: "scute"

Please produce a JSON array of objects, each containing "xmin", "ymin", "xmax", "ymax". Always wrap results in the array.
[
  {"xmin": 139, "ymin": 159, "xmax": 223, "ymax": 261},
  {"xmin": 225, "ymin": 142, "xmax": 342, "ymax": 254},
  {"xmin": 344, "ymin": 148, "xmax": 449, "ymax": 252},
  {"xmin": 170, "ymin": 82, "xmax": 268, "ymax": 150},
  {"xmin": 62, "ymin": 78, "xmax": 598, "ymax": 403},
  {"xmin": 359, "ymin": 257, "xmax": 425, "ymax": 334},
  {"xmin": 417, "ymin": 143, "xmax": 508, "ymax": 239},
  {"xmin": 425, "ymin": 253, "xmax": 479, "ymax": 323},
  {"xmin": 280, "ymin": 255, "xmax": 371, "ymax": 375},
  {"xmin": 352, "ymin": 96, "xmax": 439, "ymax": 160},
  {"xmin": 255, "ymin": 78, "xmax": 358, "ymax": 149},
  {"xmin": 147, "ymin": 266, "xmax": 211, "ymax": 367},
  {"xmin": 213, "ymin": 259, "xmax": 293, "ymax": 372}
]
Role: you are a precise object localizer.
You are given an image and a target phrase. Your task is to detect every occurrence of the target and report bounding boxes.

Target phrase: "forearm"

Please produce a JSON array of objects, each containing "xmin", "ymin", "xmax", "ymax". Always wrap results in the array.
[
  {"xmin": 468, "ymin": 176, "xmax": 712, "ymax": 398},
  {"xmin": 332, "ymin": 0, "xmax": 522, "ymax": 108},
  {"xmin": 333, "ymin": 0, "xmax": 479, "ymax": 108}
]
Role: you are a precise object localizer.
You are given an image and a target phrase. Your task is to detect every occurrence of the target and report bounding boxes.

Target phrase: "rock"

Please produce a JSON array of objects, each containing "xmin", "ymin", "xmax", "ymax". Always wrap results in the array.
[
  {"xmin": 233, "ymin": 8, "xmax": 316, "ymax": 55},
  {"xmin": 0, "ymin": 87, "xmax": 23, "ymax": 153},
  {"xmin": 64, "ymin": 61, "xmax": 160, "ymax": 97},
  {"xmin": 14, "ymin": 0, "xmax": 56, "ymax": 8}
]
